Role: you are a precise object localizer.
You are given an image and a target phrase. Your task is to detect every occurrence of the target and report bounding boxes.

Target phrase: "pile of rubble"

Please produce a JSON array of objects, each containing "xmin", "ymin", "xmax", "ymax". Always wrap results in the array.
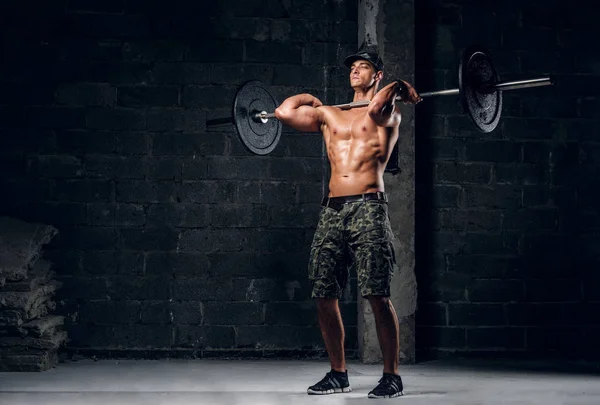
[{"xmin": 0, "ymin": 217, "xmax": 66, "ymax": 371}]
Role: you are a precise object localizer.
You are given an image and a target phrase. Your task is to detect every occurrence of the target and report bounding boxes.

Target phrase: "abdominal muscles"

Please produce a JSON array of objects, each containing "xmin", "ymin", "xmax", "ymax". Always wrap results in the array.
[{"xmin": 326, "ymin": 133, "xmax": 389, "ymax": 197}]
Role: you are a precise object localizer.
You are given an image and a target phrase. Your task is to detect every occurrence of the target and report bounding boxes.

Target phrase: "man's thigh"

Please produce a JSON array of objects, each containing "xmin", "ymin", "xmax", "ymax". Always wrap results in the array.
[
  {"xmin": 347, "ymin": 202, "xmax": 396, "ymax": 297},
  {"xmin": 308, "ymin": 207, "xmax": 350, "ymax": 299}
]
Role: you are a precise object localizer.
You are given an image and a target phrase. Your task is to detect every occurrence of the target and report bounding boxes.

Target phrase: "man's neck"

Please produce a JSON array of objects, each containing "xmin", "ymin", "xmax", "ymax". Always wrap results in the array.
[{"xmin": 352, "ymin": 87, "xmax": 377, "ymax": 103}]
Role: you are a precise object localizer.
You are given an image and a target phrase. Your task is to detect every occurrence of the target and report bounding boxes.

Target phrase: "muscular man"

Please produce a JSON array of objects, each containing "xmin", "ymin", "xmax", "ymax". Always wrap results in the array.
[{"xmin": 275, "ymin": 50, "xmax": 421, "ymax": 399}]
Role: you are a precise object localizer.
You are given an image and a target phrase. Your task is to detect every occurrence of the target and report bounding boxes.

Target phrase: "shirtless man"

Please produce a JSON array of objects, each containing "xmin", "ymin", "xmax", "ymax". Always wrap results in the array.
[{"xmin": 275, "ymin": 50, "xmax": 421, "ymax": 399}]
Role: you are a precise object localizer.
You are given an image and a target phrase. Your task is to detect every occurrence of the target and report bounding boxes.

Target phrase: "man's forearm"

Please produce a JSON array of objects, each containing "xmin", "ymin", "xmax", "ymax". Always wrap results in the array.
[
  {"xmin": 278, "ymin": 93, "xmax": 323, "ymax": 111},
  {"xmin": 368, "ymin": 81, "xmax": 402, "ymax": 124}
]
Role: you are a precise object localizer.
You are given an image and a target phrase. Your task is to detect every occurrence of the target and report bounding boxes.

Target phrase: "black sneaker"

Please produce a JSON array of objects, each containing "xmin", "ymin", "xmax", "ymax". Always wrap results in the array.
[
  {"xmin": 307, "ymin": 370, "xmax": 352, "ymax": 395},
  {"xmin": 368, "ymin": 373, "xmax": 404, "ymax": 398}
]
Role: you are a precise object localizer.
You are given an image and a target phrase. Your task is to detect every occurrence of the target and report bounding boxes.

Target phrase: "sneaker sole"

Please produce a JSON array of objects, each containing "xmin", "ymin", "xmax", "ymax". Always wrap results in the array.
[
  {"xmin": 307, "ymin": 387, "xmax": 352, "ymax": 395},
  {"xmin": 368, "ymin": 391, "xmax": 404, "ymax": 399}
]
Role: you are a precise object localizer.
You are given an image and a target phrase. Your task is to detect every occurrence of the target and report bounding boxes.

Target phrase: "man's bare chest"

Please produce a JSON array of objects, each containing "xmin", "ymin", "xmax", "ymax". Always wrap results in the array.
[{"xmin": 324, "ymin": 109, "xmax": 373, "ymax": 141}]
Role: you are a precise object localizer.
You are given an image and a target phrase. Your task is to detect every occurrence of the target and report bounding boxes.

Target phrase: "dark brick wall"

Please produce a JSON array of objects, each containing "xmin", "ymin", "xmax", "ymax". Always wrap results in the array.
[
  {"xmin": 415, "ymin": 0, "xmax": 600, "ymax": 359},
  {"xmin": 0, "ymin": 0, "xmax": 358, "ymax": 357}
]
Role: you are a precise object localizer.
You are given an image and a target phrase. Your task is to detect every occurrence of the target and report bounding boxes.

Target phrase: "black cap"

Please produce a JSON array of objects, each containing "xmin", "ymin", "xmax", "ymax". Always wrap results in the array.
[{"xmin": 343, "ymin": 51, "xmax": 384, "ymax": 72}]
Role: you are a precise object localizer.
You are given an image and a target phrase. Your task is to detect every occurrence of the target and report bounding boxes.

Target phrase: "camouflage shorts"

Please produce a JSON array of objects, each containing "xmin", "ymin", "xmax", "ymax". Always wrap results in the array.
[{"xmin": 308, "ymin": 198, "xmax": 396, "ymax": 299}]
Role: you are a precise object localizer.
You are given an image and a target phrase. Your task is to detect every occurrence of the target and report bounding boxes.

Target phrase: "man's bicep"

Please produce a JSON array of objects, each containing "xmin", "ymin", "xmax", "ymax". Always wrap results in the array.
[
  {"xmin": 383, "ymin": 110, "xmax": 402, "ymax": 128},
  {"xmin": 371, "ymin": 111, "xmax": 401, "ymax": 128},
  {"xmin": 291, "ymin": 105, "xmax": 323, "ymax": 132}
]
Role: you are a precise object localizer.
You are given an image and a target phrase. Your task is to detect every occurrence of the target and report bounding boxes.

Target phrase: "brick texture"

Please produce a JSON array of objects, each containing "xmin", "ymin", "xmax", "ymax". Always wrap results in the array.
[
  {"xmin": 0, "ymin": 0, "xmax": 358, "ymax": 357},
  {"xmin": 4, "ymin": 0, "xmax": 595, "ymax": 362},
  {"xmin": 415, "ymin": 0, "xmax": 599, "ymax": 359}
]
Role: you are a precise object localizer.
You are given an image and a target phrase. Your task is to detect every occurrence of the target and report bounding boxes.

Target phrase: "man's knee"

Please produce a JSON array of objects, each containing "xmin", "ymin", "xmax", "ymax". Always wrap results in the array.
[
  {"xmin": 365, "ymin": 295, "xmax": 391, "ymax": 309},
  {"xmin": 316, "ymin": 297, "xmax": 339, "ymax": 311}
]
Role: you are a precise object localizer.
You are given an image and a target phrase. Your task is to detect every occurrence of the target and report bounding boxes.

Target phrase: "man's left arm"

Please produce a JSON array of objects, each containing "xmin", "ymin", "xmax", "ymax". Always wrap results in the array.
[{"xmin": 368, "ymin": 80, "xmax": 421, "ymax": 127}]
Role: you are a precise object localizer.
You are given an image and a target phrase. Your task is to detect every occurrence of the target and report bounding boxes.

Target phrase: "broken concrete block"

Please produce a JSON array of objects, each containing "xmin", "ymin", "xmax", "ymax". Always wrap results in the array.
[{"xmin": 0, "ymin": 217, "xmax": 58, "ymax": 281}]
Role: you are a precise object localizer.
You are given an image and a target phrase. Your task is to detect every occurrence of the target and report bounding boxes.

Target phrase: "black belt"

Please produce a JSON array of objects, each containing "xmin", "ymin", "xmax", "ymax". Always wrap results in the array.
[{"xmin": 321, "ymin": 192, "xmax": 388, "ymax": 211}]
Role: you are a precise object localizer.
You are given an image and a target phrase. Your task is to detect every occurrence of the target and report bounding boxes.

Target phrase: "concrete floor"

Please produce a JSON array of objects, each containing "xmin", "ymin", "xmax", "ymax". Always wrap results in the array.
[{"xmin": 1, "ymin": 358, "xmax": 599, "ymax": 405}]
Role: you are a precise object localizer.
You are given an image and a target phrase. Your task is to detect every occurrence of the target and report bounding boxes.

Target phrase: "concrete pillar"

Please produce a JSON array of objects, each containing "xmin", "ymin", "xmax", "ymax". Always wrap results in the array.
[{"xmin": 356, "ymin": 0, "xmax": 417, "ymax": 365}]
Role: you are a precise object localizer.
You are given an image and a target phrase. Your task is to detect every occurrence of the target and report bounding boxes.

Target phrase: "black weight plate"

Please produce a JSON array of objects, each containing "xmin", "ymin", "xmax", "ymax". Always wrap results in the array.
[
  {"xmin": 233, "ymin": 80, "xmax": 282, "ymax": 155},
  {"xmin": 459, "ymin": 45, "xmax": 502, "ymax": 133}
]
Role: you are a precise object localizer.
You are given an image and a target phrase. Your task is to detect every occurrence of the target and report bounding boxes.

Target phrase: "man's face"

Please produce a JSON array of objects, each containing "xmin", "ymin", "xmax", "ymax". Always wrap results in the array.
[{"xmin": 349, "ymin": 60, "xmax": 382, "ymax": 90}]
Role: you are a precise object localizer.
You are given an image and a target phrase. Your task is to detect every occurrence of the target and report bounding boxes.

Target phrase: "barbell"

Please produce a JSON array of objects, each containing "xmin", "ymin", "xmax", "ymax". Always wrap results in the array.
[{"xmin": 206, "ymin": 44, "xmax": 554, "ymax": 155}]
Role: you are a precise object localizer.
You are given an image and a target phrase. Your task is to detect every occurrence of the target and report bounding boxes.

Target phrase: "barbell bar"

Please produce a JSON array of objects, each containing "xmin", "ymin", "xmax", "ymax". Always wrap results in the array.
[
  {"xmin": 253, "ymin": 76, "xmax": 554, "ymax": 121},
  {"xmin": 206, "ymin": 44, "xmax": 555, "ymax": 155}
]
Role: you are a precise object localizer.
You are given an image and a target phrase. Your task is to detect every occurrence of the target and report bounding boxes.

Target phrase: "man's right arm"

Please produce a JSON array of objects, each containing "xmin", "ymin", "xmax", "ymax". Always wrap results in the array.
[{"xmin": 274, "ymin": 94, "xmax": 324, "ymax": 133}]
